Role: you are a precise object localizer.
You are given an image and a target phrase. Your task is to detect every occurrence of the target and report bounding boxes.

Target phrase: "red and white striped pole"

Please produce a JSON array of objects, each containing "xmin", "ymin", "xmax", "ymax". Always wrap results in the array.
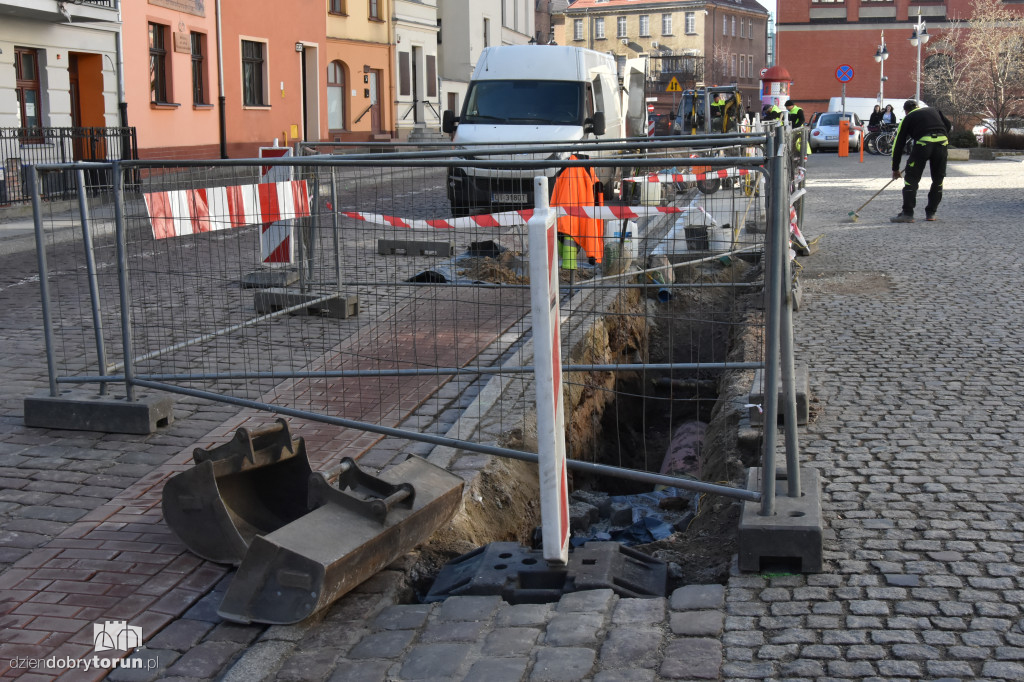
[{"xmin": 527, "ymin": 175, "xmax": 570, "ymax": 565}]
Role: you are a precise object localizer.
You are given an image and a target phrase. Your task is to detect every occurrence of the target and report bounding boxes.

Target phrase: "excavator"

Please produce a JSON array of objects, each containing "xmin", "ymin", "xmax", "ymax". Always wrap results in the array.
[{"xmin": 669, "ymin": 85, "xmax": 743, "ymax": 194}]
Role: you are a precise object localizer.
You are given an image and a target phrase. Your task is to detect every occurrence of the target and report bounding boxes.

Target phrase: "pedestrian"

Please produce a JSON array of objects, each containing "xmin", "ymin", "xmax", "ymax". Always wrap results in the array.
[
  {"xmin": 784, "ymin": 100, "xmax": 805, "ymax": 128},
  {"xmin": 881, "ymin": 104, "xmax": 897, "ymax": 126},
  {"xmin": 868, "ymin": 104, "xmax": 883, "ymax": 128},
  {"xmin": 890, "ymin": 99, "xmax": 953, "ymax": 223}
]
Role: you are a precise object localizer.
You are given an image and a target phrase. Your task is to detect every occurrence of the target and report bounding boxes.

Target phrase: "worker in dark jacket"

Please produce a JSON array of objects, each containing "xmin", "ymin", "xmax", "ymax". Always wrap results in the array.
[
  {"xmin": 890, "ymin": 99, "xmax": 953, "ymax": 223},
  {"xmin": 785, "ymin": 100, "xmax": 811, "ymax": 157},
  {"xmin": 784, "ymin": 100, "xmax": 805, "ymax": 127}
]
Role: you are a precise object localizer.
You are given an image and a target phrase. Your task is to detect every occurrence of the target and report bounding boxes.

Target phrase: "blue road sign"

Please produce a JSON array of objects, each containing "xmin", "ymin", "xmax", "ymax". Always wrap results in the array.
[{"xmin": 835, "ymin": 65, "xmax": 854, "ymax": 83}]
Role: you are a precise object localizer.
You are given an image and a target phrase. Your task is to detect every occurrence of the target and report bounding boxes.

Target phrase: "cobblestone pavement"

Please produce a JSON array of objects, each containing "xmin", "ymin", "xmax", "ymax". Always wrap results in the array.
[{"xmin": 3, "ymin": 151, "xmax": 1024, "ymax": 681}]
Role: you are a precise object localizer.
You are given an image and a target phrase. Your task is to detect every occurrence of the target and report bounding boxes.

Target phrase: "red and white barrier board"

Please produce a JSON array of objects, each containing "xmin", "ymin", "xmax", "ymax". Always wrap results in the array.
[
  {"xmin": 143, "ymin": 180, "xmax": 310, "ymax": 264},
  {"xmin": 527, "ymin": 176, "xmax": 570, "ymax": 565}
]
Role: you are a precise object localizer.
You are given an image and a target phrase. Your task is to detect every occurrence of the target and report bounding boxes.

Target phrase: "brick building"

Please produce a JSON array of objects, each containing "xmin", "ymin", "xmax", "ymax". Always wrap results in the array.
[{"xmin": 777, "ymin": 0, "xmax": 1024, "ymax": 115}]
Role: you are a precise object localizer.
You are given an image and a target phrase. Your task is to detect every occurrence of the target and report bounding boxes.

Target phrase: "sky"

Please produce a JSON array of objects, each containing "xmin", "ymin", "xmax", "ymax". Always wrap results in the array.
[{"xmin": 756, "ymin": 1, "xmax": 776, "ymax": 17}]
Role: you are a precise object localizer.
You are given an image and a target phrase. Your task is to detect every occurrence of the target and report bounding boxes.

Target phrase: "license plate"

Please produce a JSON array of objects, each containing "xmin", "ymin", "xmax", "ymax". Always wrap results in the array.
[
  {"xmin": 493, "ymin": 193, "xmax": 527, "ymax": 203},
  {"xmin": 826, "ymin": 136, "xmax": 838, "ymax": 141}
]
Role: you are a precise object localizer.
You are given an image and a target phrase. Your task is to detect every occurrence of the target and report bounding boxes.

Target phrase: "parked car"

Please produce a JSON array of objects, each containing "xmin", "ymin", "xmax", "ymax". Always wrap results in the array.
[
  {"xmin": 809, "ymin": 112, "xmax": 863, "ymax": 152},
  {"xmin": 973, "ymin": 117, "xmax": 1024, "ymax": 143}
]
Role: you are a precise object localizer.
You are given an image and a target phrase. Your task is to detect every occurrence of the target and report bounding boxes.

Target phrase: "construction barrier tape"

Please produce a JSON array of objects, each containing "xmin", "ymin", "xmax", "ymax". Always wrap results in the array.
[{"xmin": 623, "ymin": 167, "xmax": 753, "ymax": 184}]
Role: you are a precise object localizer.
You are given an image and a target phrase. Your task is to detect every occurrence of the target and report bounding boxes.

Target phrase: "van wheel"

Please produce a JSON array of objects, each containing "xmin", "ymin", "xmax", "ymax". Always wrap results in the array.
[{"xmin": 697, "ymin": 178, "xmax": 721, "ymax": 194}]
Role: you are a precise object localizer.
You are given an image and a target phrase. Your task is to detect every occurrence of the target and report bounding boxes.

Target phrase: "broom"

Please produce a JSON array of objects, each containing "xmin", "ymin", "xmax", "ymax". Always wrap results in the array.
[{"xmin": 847, "ymin": 177, "xmax": 898, "ymax": 222}]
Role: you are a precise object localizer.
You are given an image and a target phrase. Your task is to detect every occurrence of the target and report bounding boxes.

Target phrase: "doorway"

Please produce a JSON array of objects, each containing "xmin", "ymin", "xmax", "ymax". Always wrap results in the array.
[
  {"xmin": 368, "ymin": 70, "xmax": 381, "ymax": 134},
  {"xmin": 300, "ymin": 45, "xmax": 319, "ymax": 141},
  {"xmin": 411, "ymin": 46, "xmax": 422, "ymax": 124}
]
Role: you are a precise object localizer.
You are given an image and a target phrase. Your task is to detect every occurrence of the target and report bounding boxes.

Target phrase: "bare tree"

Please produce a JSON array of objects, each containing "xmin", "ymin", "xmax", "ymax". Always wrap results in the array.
[
  {"xmin": 949, "ymin": 0, "xmax": 1024, "ymax": 133},
  {"xmin": 920, "ymin": 24, "xmax": 983, "ymax": 130}
]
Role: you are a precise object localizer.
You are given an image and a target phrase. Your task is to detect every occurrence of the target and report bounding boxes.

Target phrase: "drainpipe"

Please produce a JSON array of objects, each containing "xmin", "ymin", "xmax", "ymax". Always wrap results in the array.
[
  {"xmin": 114, "ymin": 0, "xmax": 127, "ymax": 128},
  {"xmin": 216, "ymin": 0, "xmax": 227, "ymax": 158}
]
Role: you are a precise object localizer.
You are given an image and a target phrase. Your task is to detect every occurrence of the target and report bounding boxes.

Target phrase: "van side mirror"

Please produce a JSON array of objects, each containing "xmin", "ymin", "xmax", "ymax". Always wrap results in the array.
[
  {"xmin": 588, "ymin": 111, "xmax": 606, "ymax": 136},
  {"xmin": 669, "ymin": 112, "xmax": 677, "ymax": 121},
  {"xmin": 442, "ymin": 110, "xmax": 457, "ymax": 134}
]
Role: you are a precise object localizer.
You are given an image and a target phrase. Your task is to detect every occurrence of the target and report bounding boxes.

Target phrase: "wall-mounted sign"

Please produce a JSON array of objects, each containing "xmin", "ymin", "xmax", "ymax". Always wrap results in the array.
[
  {"xmin": 149, "ymin": 0, "xmax": 205, "ymax": 18},
  {"xmin": 173, "ymin": 32, "xmax": 192, "ymax": 54}
]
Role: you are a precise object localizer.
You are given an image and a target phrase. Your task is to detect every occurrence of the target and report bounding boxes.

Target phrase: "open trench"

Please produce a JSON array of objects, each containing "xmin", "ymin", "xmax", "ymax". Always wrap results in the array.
[{"xmin": 406, "ymin": 253, "xmax": 765, "ymax": 599}]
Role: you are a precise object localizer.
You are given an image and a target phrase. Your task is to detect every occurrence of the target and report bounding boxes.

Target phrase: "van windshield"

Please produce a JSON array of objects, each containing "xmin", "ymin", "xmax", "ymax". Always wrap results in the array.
[{"xmin": 462, "ymin": 80, "xmax": 584, "ymax": 126}]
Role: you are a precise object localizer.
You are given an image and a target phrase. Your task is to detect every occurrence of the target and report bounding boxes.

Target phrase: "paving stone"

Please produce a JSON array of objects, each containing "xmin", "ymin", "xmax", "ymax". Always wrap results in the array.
[
  {"xmin": 556, "ymin": 589, "xmax": 615, "ymax": 613},
  {"xmin": 326, "ymin": 660, "xmax": 393, "ymax": 682},
  {"xmin": 482, "ymin": 627, "xmax": 540, "ymax": 656},
  {"xmin": 611, "ymin": 598, "xmax": 664, "ymax": 624},
  {"xmin": 530, "ymin": 647, "xmax": 596, "ymax": 682},
  {"xmin": 418, "ymin": 619, "xmax": 485, "ymax": 643},
  {"xmin": 146, "ymin": 618, "xmax": 215, "ymax": 652},
  {"xmin": 398, "ymin": 643, "xmax": 475, "ymax": 679},
  {"xmin": 465, "ymin": 657, "xmax": 530, "ymax": 682},
  {"xmin": 164, "ymin": 641, "xmax": 247, "ymax": 679},
  {"xmin": 347, "ymin": 629, "xmax": 416, "ymax": 660},
  {"xmin": 435, "ymin": 595, "xmax": 502, "ymax": 622},
  {"xmin": 670, "ymin": 584, "xmax": 725, "ymax": 611},
  {"xmin": 543, "ymin": 612, "xmax": 604, "ymax": 647},
  {"xmin": 371, "ymin": 604, "xmax": 433, "ymax": 631},
  {"xmin": 592, "ymin": 670, "xmax": 655, "ymax": 682},
  {"xmin": 106, "ymin": 649, "xmax": 181, "ymax": 682},
  {"xmin": 669, "ymin": 610, "xmax": 724, "ymax": 636},
  {"xmin": 494, "ymin": 603, "xmax": 554, "ymax": 627},
  {"xmin": 659, "ymin": 638, "xmax": 721, "ymax": 680},
  {"xmin": 597, "ymin": 627, "xmax": 662, "ymax": 669}
]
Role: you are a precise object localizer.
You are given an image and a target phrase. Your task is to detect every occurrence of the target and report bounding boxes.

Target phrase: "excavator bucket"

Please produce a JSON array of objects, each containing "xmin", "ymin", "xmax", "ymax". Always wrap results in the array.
[
  {"xmin": 162, "ymin": 419, "xmax": 313, "ymax": 565},
  {"xmin": 161, "ymin": 421, "xmax": 464, "ymax": 624}
]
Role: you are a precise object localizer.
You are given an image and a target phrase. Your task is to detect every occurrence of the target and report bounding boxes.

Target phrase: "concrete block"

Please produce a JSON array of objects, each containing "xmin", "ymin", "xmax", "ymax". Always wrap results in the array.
[
  {"xmin": 24, "ymin": 388, "xmax": 174, "ymax": 434},
  {"xmin": 738, "ymin": 466, "xmax": 823, "ymax": 573},
  {"xmin": 253, "ymin": 289, "xmax": 358, "ymax": 318},
  {"xmin": 748, "ymin": 365, "xmax": 809, "ymax": 425},
  {"xmin": 240, "ymin": 269, "xmax": 299, "ymax": 288},
  {"xmin": 377, "ymin": 239, "xmax": 455, "ymax": 257},
  {"xmin": 947, "ymin": 148, "xmax": 970, "ymax": 161}
]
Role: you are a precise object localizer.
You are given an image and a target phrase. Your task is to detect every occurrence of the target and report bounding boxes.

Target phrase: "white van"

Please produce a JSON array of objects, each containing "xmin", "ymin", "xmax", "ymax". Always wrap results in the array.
[
  {"xmin": 827, "ymin": 96, "xmax": 923, "ymax": 123},
  {"xmin": 442, "ymin": 45, "xmax": 646, "ymax": 216}
]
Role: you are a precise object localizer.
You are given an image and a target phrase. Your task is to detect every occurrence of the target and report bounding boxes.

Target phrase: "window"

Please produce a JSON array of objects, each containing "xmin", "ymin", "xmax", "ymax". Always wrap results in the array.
[
  {"xmin": 149, "ymin": 22, "xmax": 170, "ymax": 103},
  {"xmin": 617, "ymin": 16, "xmax": 627, "ymax": 38},
  {"xmin": 739, "ymin": 17, "xmax": 745, "ymax": 38},
  {"xmin": 739, "ymin": 55, "xmax": 745, "ymax": 78},
  {"xmin": 596, "ymin": 17, "xmax": 605, "ymax": 39},
  {"xmin": 191, "ymin": 32, "xmax": 207, "ymax": 105},
  {"xmin": 15, "ymin": 47, "xmax": 41, "ymax": 131},
  {"xmin": 328, "ymin": 0, "xmax": 345, "ymax": 14},
  {"xmin": 731, "ymin": 54, "xmax": 736, "ymax": 77},
  {"xmin": 639, "ymin": 15, "xmax": 650, "ymax": 37},
  {"xmin": 574, "ymin": 19, "xmax": 584, "ymax": 41},
  {"xmin": 685, "ymin": 12, "xmax": 695, "ymax": 35},
  {"xmin": 748, "ymin": 56, "xmax": 754, "ymax": 77},
  {"xmin": 399, "ymin": 52, "xmax": 411, "ymax": 96},
  {"xmin": 369, "ymin": 0, "xmax": 379, "ymax": 20},
  {"xmin": 749, "ymin": 18, "xmax": 754, "ymax": 39},
  {"xmin": 502, "ymin": 0, "xmax": 508, "ymax": 27},
  {"xmin": 426, "ymin": 55, "xmax": 437, "ymax": 97},
  {"xmin": 662, "ymin": 14, "xmax": 672, "ymax": 36},
  {"xmin": 327, "ymin": 61, "xmax": 345, "ymax": 130},
  {"xmin": 484, "ymin": 18, "xmax": 490, "ymax": 47},
  {"xmin": 241, "ymin": 40, "xmax": 266, "ymax": 106},
  {"xmin": 731, "ymin": 17, "xmax": 736, "ymax": 37},
  {"xmin": 722, "ymin": 15, "xmax": 727, "ymax": 35}
]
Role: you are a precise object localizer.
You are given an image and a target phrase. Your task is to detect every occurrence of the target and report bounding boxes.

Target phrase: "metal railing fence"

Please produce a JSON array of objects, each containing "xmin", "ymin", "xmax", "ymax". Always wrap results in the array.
[
  {"xmin": 1, "ymin": 126, "xmax": 137, "ymax": 205},
  {"xmin": 26, "ymin": 129, "xmax": 803, "ymax": 522}
]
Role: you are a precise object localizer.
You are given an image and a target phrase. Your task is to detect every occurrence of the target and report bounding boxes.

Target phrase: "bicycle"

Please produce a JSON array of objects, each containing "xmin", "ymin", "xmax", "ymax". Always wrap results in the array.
[{"xmin": 864, "ymin": 123, "xmax": 896, "ymax": 155}]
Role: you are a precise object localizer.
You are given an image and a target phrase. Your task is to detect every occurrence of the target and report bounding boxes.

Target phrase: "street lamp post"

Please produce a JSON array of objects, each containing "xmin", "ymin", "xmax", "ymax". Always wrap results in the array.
[
  {"xmin": 873, "ymin": 32, "xmax": 889, "ymax": 107},
  {"xmin": 909, "ymin": 10, "xmax": 930, "ymax": 103}
]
